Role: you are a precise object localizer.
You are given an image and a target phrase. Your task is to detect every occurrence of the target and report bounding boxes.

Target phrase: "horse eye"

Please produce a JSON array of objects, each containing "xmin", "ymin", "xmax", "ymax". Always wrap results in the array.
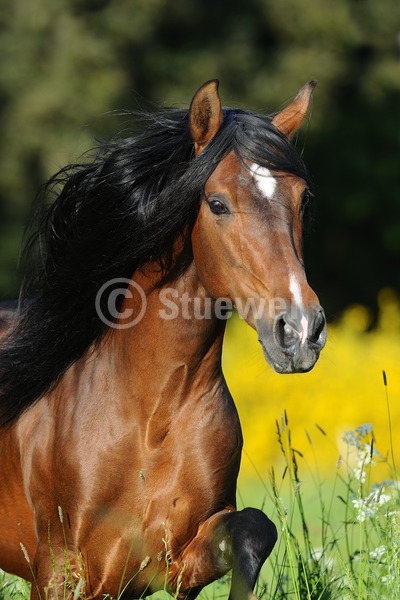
[
  {"xmin": 207, "ymin": 199, "xmax": 229, "ymax": 216},
  {"xmin": 300, "ymin": 190, "xmax": 312, "ymax": 215}
]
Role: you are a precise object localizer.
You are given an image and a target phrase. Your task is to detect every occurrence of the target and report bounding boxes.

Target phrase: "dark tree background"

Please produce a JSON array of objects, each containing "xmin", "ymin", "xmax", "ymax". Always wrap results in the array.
[{"xmin": 0, "ymin": 0, "xmax": 399, "ymax": 320}]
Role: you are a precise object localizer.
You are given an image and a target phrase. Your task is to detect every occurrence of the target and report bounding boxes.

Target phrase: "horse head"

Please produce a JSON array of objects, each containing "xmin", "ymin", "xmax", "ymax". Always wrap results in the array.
[{"xmin": 190, "ymin": 80, "xmax": 326, "ymax": 373}]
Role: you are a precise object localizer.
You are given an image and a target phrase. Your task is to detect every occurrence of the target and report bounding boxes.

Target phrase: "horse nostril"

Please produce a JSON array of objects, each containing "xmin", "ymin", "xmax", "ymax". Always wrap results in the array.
[
  {"xmin": 274, "ymin": 309, "xmax": 326, "ymax": 356},
  {"xmin": 276, "ymin": 317, "xmax": 299, "ymax": 354},
  {"xmin": 309, "ymin": 311, "xmax": 326, "ymax": 347}
]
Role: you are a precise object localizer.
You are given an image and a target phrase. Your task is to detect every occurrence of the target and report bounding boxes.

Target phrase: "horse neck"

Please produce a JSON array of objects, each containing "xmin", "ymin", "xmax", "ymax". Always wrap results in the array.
[{"xmin": 98, "ymin": 262, "xmax": 226, "ymax": 416}]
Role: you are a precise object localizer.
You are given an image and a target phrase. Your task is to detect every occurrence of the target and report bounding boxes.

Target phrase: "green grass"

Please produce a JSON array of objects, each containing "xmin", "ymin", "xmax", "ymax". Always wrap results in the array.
[
  {"xmin": 1, "ymin": 380, "xmax": 399, "ymax": 599},
  {"xmin": 256, "ymin": 420, "xmax": 399, "ymax": 599},
  {"xmin": 0, "ymin": 571, "xmax": 30, "ymax": 600}
]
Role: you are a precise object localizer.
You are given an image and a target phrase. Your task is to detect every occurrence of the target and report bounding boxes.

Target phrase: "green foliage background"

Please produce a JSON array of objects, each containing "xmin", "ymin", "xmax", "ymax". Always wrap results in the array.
[{"xmin": 0, "ymin": 0, "xmax": 399, "ymax": 318}]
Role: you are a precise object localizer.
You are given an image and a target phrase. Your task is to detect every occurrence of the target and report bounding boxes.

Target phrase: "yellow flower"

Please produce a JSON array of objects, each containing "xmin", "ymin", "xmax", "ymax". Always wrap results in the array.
[{"xmin": 222, "ymin": 290, "xmax": 400, "ymax": 479}]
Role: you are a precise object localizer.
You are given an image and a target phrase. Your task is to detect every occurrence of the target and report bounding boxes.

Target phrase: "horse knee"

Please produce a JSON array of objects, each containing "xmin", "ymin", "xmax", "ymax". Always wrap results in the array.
[{"xmin": 169, "ymin": 510, "xmax": 234, "ymax": 598}]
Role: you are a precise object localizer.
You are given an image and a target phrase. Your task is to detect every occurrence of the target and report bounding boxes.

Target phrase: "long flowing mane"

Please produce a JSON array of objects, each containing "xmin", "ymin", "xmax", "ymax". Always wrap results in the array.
[{"xmin": 0, "ymin": 105, "xmax": 310, "ymax": 425}]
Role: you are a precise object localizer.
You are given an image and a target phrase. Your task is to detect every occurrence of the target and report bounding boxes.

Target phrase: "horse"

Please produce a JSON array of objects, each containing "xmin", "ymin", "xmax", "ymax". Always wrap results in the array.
[{"xmin": 0, "ymin": 80, "xmax": 327, "ymax": 600}]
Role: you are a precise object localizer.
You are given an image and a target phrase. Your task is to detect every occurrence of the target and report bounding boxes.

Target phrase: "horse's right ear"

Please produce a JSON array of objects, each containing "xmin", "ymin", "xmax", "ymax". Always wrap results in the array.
[
  {"xmin": 189, "ymin": 80, "xmax": 223, "ymax": 156},
  {"xmin": 271, "ymin": 81, "xmax": 316, "ymax": 138}
]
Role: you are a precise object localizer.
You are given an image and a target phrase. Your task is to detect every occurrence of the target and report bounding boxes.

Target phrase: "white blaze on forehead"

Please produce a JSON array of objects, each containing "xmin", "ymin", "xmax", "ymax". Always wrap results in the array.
[{"xmin": 250, "ymin": 164, "xmax": 277, "ymax": 199}]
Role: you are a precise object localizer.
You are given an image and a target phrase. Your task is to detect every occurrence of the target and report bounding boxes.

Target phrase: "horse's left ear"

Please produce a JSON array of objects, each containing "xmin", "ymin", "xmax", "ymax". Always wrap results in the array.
[
  {"xmin": 271, "ymin": 81, "xmax": 317, "ymax": 138},
  {"xmin": 189, "ymin": 80, "xmax": 223, "ymax": 155}
]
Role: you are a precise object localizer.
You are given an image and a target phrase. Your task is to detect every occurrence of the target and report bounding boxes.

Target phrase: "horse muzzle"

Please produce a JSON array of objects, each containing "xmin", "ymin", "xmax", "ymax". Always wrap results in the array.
[{"xmin": 257, "ymin": 306, "xmax": 327, "ymax": 374}]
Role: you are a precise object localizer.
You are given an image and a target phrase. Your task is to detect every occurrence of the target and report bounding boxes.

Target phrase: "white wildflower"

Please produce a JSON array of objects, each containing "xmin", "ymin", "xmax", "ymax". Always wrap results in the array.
[
  {"xmin": 352, "ymin": 487, "xmax": 391, "ymax": 522},
  {"xmin": 353, "ymin": 467, "xmax": 366, "ymax": 483},
  {"xmin": 369, "ymin": 545, "xmax": 386, "ymax": 561}
]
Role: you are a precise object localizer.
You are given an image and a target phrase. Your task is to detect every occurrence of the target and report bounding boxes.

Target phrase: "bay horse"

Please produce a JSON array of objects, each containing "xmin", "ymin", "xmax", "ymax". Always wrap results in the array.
[{"xmin": 0, "ymin": 80, "xmax": 326, "ymax": 599}]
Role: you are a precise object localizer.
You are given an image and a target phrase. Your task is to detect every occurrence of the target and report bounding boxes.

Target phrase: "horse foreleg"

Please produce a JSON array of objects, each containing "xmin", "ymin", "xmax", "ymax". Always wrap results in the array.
[
  {"xmin": 29, "ymin": 540, "xmax": 84, "ymax": 600},
  {"xmin": 172, "ymin": 507, "xmax": 277, "ymax": 600}
]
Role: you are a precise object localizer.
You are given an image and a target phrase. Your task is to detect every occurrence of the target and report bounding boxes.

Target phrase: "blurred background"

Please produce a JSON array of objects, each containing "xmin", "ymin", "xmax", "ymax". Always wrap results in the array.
[{"xmin": 0, "ymin": 0, "xmax": 399, "ymax": 476}]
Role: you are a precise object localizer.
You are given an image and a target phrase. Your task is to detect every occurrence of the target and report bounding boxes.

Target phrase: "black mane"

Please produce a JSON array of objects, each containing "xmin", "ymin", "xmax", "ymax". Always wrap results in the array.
[{"xmin": 0, "ymin": 105, "xmax": 309, "ymax": 425}]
